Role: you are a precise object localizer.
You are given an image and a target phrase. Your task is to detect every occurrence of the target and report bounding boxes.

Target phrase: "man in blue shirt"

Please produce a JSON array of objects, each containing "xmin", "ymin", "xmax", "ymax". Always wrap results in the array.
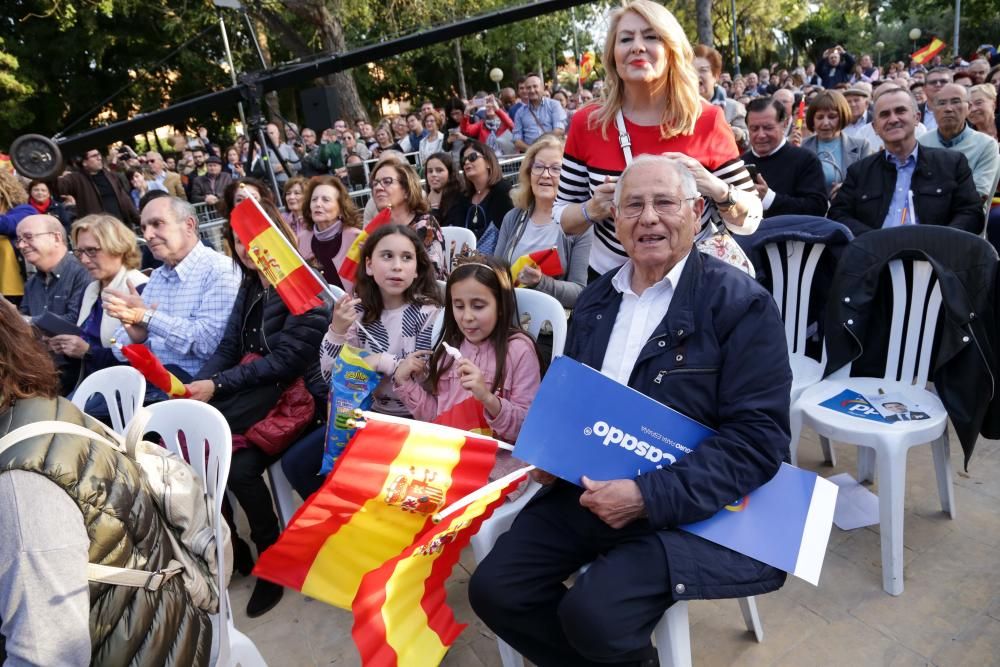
[
  {"xmin": 513, "ymin": 73, "xmax": 568, "ymax": 153},
  {"xmin": 829, "ymin": 88, "xmax": 983, "ymax": 236},
  {"xmin": 104, "ymin": 197, "xmax": 240, "ymax": 386}
]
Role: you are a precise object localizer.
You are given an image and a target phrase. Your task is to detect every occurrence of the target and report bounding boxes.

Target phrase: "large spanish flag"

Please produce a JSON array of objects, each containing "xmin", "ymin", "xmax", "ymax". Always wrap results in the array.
[
  {"xmin": 253, "ymin": 413, "xmax": 500, "ymax": 609},
  {"xmin": 352, "ymin": 466, "xmax": 532, "ymax": 667},
  {"xmin": 912, "ymin": 38, "xmax": 947, "ymax": 65},
  {"xmin": 339, "ymin": 207, "xmax": 394, "ymax": 283},
  {"xmin": 119, "ymin": 343, "xmax": 191, "ymax": 398},
  {"xmin": 231, "ymin": 196, "xmax": 327, "ymax": 315},
  {"xmin": 510, "ymin": 246, "xmax": 563, "ymax": 287}
]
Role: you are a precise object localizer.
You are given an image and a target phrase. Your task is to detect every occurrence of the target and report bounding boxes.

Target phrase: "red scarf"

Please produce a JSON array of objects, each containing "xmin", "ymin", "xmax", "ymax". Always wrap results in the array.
[{"xmin": 29, "ymin": 198, "xmax": 52, "ymax": 215}]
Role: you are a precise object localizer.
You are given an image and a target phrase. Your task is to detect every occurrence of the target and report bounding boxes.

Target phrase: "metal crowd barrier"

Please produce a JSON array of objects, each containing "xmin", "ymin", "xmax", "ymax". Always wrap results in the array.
[{"xmin": 193, "ymin": 154, "xmax": 526, "ymax": 244}]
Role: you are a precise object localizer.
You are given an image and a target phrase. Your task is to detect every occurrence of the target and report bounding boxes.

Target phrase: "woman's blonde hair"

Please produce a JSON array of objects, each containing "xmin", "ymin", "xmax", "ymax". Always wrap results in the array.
[
  {"xmin": 512, "ymin": 134, "xmax": 564, "ymax": 211},
  {"xmin": 591, "ymin": 0, "xmax": 702, "ymax": 140},
  {"xmin": 970, "ymin": 83, "xmax": 997, "ymax": 104},
  {"xmin": 0, "ymin": 171, "xmax": 27, "ymax": 213},
  {"xmin": 372, "ymin": 155, "xmax": 430, "ymax": 216},
  {"xmin": 70, "ymin": 214, "xmax": 141, "ymax": 269}
]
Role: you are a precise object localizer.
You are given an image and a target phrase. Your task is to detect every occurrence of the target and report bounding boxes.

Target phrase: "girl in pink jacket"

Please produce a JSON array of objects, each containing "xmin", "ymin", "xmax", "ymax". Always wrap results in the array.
[{"xmin": 394, "ymin": 256, "xmax": 541, "ymax": 484}]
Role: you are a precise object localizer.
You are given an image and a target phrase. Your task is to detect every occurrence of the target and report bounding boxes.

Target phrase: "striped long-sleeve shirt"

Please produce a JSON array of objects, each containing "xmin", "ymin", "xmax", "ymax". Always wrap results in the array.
[
  {"xmin": 553, "ymin": 102, "xmax": 760, "ymax": 275},
  {"xmin": 319, "ymin": 302, "xmax": 442, "ymax": 417}
]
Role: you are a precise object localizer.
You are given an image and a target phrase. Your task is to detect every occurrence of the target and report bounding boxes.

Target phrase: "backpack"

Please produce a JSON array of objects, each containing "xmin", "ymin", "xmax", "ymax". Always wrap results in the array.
[{"xmin": 0, "ymin": 409, "xmax": 232, "ymax": 614}]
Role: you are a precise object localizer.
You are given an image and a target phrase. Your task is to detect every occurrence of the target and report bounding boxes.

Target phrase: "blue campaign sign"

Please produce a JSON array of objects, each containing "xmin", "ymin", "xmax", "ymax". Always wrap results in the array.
[
  {"xmin": 818, "ymin": 390, "xmax": 888, "ymax": 423},
  {"xmin": 513, "ymin": 356, "xmax": 714, "ymax": 485}
]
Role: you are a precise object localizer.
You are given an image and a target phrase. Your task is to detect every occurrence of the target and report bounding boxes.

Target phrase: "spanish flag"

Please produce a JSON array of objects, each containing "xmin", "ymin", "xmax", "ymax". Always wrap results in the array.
[
  {"xmin": 252, "ymin": 413, "xmax": 500, "ymax": 609},
  {"xmin": 231, "ymin": 196, "xmax": 327, "ymax": 315},
  {"xmin": 510, "ymin": 246, "xmax": 563, "ymax": 287},
  {"xmin": 339, "ymin": 207, "xmax": 394, "ymax": 284},
  {"xmin": 912, "ymin": 38, "xmax": 947, "ymax": 65},
  {"xmin": 579, "ymin": 51, "xmax": 596, "ymax": 83},
  {"xmin": 119, "ymin": 343, "xmax": 191, "ymax": 398},
  {"xmin": 352, "ymin": 466, "xmax": 532, "ymax": 667}
]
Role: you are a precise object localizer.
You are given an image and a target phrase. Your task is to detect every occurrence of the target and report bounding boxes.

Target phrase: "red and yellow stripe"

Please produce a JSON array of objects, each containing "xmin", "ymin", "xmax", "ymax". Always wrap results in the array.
[
  {"xmin": 120, "ymin": 343, "xmax": 190, "ymax": 398},
  {"xmin": 431, "ymin": 395, "xmax": 492, "ymax": 436},
  {"xmin": 510, "ymin": 246, "xmax": 563, "ymax": 287},
  {"xmin": 253, "ymin": 415, "xmax": 499, "ymax": 609},
  {"xmin": 912, "ymin": 38, "xmax": 946, "ymax": 65},
  {"xmin": 339, "ymin": 207, "xmax": 394, "ymax": 283},
  {"xmin": 231, "ymin": 197, "xmax": 326, "ymax": 315},
  {"xmin": 352, "ymin": 468, "xmax": 530, "ymax": 667}
]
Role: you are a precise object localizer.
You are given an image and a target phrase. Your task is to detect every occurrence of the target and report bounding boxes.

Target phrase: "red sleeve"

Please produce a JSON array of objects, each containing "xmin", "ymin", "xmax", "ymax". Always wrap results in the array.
[
  {"xmin": 496, "ymin": 108, "xmax": 515, "ymax": 132},
  {"xmin": 698, "ymin": 103, "xmax": 739, "ymax": 171}
]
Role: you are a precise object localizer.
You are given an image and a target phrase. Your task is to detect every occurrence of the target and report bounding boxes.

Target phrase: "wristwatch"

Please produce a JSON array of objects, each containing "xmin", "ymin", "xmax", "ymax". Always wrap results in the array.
[
  {"xmin": 139, "ymin": 308, "xmax": 154, "ymax": 327},
  {"xmin": 714, "ymin": 185, "xmax": 737, "ymax": 212}
]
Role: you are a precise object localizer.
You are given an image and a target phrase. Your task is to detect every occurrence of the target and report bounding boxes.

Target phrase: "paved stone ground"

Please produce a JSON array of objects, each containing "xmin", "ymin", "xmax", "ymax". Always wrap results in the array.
[{"xmin": 232, "ymin": 426, "xmax": 1000, "ymax": 666}]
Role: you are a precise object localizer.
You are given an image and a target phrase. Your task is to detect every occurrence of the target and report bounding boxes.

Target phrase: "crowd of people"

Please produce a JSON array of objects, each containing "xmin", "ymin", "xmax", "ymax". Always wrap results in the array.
[{"xmin": 4, "ymin": 0, "xmax": 1000, "ymax": 663}]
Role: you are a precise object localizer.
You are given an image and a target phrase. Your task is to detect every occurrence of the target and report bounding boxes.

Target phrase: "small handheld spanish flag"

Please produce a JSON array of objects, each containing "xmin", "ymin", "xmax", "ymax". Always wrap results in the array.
[
  {"xmin": 339, "ymin": 207, "xmax": 394, "ymax": 284},
  {"xmin": 231, "ymin": 196, "xmax": 327, "ymax": 315},
  {"xmin": 118, "ymin": 343, "xmax": 191, "ymax": 398},
  {"xmin": 510, "ymin": 246, "xmax": 563, "ymax": 287},
  {"xmin": 912, "ymin": 38, "xmax": 947, "ymax": 66},
  {"xmin": 579, "ymin": 51, "xmax": 595, "ymax": 83},
  {"xmin": 795, "ymin": 98, "xmax": 806, "ymax": 131}
]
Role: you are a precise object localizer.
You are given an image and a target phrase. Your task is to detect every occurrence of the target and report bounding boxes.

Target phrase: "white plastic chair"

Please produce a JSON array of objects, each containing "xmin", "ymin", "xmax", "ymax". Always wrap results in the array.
[
  {"xmin": 514, "ymin": 288, "xmax": 568, "ymax": 359},
  {"xmin": 71, "ymin": 366, "xmax": 147, "ymax": 434},
  {"xmin": 140, "ymin": 400, "xmax": 267, "ymax": 666},
  {"xmin": 790, "ymin": 260, "xmax": 954, "ymax": 596},
  {"xmin": 470, "ymin": 481, "xmax": 762, "ymax": 667},
  {"xmin": 761, "ymin": 241, "xmax": 830, "ymax": 464},
  {"xmin": 441, "ymin": 226, "xmax": 477, "ymax": 272}
]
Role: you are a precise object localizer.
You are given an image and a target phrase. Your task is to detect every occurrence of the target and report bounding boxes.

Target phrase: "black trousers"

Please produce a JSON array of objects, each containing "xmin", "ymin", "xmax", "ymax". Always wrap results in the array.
[
  {"xmin": 227, "ymin": 446, "xmax": 281, "ymax": 555},
  {"xmin": 469, "ymin": 483, "xmax": 672, "ymax": 667}
]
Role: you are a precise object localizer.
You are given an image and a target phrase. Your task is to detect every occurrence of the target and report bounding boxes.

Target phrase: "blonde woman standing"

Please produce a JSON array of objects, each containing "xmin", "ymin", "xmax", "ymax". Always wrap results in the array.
[{"xmin": 556, "ymin": 0, "xmax": 761, "ymax": 280}]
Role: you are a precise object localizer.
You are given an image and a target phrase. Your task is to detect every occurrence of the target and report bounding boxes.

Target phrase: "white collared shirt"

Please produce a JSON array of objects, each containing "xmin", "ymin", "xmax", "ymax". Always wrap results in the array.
[{"xmin": 600, "ymin": 254, "xmax": 690, "ymax": 385}]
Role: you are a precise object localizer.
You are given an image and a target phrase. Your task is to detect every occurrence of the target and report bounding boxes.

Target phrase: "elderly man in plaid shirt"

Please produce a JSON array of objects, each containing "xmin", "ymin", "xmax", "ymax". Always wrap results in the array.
[{"xmin": 105, "ymin": 196, "xmax": 240, "ymax": 399}]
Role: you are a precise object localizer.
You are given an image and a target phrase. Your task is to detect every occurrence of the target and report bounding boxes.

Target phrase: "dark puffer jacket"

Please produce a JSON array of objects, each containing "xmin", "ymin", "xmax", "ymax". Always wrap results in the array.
[
  {"xmin": 0, "ymin": 397, "xmax": 212, "ymax": 666},
  {"xmin": 196, "ymin": 275, "xmax": 331, "ymax": 401}
]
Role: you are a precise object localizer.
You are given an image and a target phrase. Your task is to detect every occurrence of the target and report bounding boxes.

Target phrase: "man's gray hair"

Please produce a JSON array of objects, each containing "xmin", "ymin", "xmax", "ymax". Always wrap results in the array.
[
  {"xmin": 614, "ymin": 155, "xmax": 699, "ymax": 206},
  {"xmin": 164, "ymin": 196, "xmax": 198, "ymax": 228}
]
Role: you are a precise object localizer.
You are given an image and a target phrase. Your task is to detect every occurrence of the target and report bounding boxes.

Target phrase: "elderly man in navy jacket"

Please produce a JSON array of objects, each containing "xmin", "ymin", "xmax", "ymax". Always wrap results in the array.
[{"xmin": 469, "ymin": 155, "xmax": 792, "ymax": 666}]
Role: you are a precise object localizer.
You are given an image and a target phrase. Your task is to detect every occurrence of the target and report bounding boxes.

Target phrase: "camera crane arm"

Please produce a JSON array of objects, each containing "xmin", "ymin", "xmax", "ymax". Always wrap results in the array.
[{"xmin": 11, "ymin": 0, "xmax": 593, "ymax": 179}]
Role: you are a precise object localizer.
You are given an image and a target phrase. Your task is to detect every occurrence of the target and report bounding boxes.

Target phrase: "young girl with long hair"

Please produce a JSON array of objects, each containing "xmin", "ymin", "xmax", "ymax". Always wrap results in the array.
[
  {"xmin": 393, "ymin": 255, "xmax": 540, "ymax": 485},
  {"xmin": 281, "ymin": 224, "xmax": 443, "ymax": 498}
]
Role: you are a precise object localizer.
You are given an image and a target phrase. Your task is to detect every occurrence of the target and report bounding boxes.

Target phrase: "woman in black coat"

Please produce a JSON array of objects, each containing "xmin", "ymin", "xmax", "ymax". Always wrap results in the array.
[
  {"xmin": 186, "ymin": 199, "xmax": 330, "ymax": 619},
  {"xmin": 444, "ymin": 139, "xmax": 513, "ymax": 254}
]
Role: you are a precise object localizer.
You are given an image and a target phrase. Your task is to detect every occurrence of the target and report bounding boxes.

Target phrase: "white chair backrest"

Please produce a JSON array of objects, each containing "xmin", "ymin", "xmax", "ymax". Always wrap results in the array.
[
  {"xmin": 763, "ymin": 241, "xmax": 827, "ymax": 357},
  {"xmin": 71, "ymin": 366, "xmax": 147, "ymax": 434},
  {"xmin": 883, "ymin": 259, "xmax": 942, "ymax": 387},
  {"xmin": 441, "ymin": 227, "xmax": 477, "ymax": 273},
  {"xmin": 514, "ymin": 288, "xmax": 568, "ymax": 359}
]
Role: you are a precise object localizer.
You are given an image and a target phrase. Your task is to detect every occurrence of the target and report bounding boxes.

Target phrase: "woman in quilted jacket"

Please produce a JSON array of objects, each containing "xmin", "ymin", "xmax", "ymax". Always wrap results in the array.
[{"xmin": 186, "ymin": 198, "xmax": 330, "ymax": 618}]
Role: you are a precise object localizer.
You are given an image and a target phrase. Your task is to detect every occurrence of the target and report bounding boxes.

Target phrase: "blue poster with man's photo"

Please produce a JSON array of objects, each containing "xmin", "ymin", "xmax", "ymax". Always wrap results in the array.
[
  {"xmin": 513, "ymin": 356, "xmax": 714, "ymax": 485},
  {"xmin": 818, "ymin": 390, "xmax": 889, "ymax": 423}
]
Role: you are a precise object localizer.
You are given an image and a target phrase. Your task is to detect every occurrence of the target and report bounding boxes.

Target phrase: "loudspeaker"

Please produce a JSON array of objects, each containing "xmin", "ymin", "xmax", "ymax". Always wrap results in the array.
[{"xmin": 300, "ymin": 86, "xmax": 342, "ymax": 132}]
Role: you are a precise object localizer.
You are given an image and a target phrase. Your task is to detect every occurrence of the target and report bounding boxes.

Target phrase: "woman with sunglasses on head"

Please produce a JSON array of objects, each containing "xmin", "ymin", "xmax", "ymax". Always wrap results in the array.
[
  {"xmin": 46, "ymin": 215, "xmax": 148, "ymax": 385},
  {"xmin": 556, "ymin": 0, "xmax": 760, "ymax": 281},
  {"xmin": 370, "ymin": 155, "xmax": 448, "ymax": 278},
  {"xmin": 445, "ymin": 140, "xmax": 513, "ymax": 255},
  {"xmin": 495, "ymin": 134, "xmax": 591, "ymax": 309}
]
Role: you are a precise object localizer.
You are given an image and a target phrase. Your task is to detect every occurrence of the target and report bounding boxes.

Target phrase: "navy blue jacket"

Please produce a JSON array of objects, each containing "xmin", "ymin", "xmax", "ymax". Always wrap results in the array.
[{"xmin": 566, "ymin": 251, "xmax": 792, "ymax": 600}]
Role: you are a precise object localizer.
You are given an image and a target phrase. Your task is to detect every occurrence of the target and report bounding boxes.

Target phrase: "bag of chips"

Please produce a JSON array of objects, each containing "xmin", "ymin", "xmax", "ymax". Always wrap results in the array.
[{"xmin": 322, "ymin": 345, "xmax": 380, "ymax": 474}]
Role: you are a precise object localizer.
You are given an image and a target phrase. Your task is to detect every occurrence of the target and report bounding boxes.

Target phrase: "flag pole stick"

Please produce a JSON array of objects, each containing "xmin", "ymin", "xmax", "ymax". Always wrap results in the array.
[{"xmin": 432, "ymin": 465, "xmax": 535, "ymax": 523}]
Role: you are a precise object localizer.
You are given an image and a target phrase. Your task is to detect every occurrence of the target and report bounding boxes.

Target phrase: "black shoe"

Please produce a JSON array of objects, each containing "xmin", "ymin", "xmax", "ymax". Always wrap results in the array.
[
  {"xmin": 246, "ymin": 579, "xmax": 284, "ymax": 618},
  {"xmin": 233, "ymin": 537, "xmax": 254, "ymax": 577}
]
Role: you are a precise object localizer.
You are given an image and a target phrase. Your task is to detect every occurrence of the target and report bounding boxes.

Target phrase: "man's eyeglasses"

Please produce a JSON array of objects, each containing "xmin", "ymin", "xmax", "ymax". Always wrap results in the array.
[
  {"xmin": 933, "ymin": 96, "xmax": 965, "ymax": 108},
  {"xmin": 462, "ymin": 152, "xmax": 482, "ymax": 165},
  {"xmin": 618, "ymin": 196, "xmax": 699, "ymax": 219},
  {"xmin": 371, "ymin": 176, "xmax": 399, "ymax": 189},
  {"xmin": 15, "ymin": 231, "xmax": 59, "ymax": 245},
  {"xmin": 530, "ymin": 162, "xmax": 562, "ymax": 176},
  {"xmin": 73, "ymin": 246, "xmax": 103, "ymax": 259},
  {"xmin": 926, "ymin": 78, "xmax": 950, "ymax": 87}
]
